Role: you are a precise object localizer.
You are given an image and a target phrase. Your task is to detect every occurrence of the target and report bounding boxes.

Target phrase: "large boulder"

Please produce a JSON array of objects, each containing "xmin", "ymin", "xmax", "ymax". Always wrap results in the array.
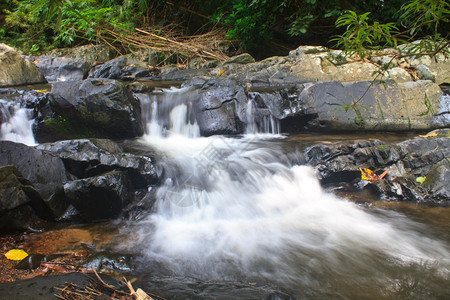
[
  {"xmin": 0, "ymin": 44, "xmax": 46, "ymax": 87},
  {"xmin": 0, "ymin": 141, "xmax": 70, "ymax": 201},
  {"xmin": 298, "ymin": 80, "xmax": 443, "ymax": 131},
  {"xmin": 194, "ymin": 80, "xmax": 246, "ymax": 135},
  {"xmin": 34, "ymin": 79, "xmax": 144, "ymax": 142},
  {"xmin": 0, "ymin": 165, "xmax": 52, "ymax": 233},
  {"xmin": 63, "ymin": 170, "xmax": 133, "ymax": 221},
  {"xmin": 33, "ymin": 56, "xmax": 90, "ymax": 82}
]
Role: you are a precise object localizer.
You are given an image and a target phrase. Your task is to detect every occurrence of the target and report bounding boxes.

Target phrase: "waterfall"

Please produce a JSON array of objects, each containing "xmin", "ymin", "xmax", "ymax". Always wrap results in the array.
[
  {"xmin": 118, "ymin": 87, "xmax": 449, "ymax": 297},
  {"xmin": 0, "ymin": 100, "xmax": 36, "ymax": 146},
  {"xmin": 245, "ymin": 99, "xmax": 280, "ymax": 135}
]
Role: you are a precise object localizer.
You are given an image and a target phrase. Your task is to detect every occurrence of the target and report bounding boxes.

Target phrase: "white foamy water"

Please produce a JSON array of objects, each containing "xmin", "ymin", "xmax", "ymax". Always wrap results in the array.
[
  {"xmin": 0, "ymin": 100, "xmax": 36, "ymax": 145},
  {"xmin": 120, "ymin": 87, "xmax": 449, "ymax": 298}
]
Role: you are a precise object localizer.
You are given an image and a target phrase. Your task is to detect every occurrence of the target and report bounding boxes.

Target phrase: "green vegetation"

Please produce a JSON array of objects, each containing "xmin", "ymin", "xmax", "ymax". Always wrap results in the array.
[{"xmin": 1, "ymin": 0, "xmax": 448, "ymax": 59}]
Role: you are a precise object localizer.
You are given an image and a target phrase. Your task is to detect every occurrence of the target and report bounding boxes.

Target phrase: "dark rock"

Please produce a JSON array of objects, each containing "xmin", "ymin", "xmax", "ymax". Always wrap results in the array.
[
  {"xmin": 0, "ymin": 165, "xmax": 53, "ymax": 233},
  {"xmin": 0, "ymin": 273, "xmax": 125, "ymax": 300},
  {"xmin": 63, "ymin": 170, "xmax": 133, "ymax": 221},
  {"xmin": 0, "ymin": 141, "xmax": 71, "ymax": 220},
  {"xmin": 0, "ymin": 165, "xmax": 42, "ymax": 212},
  {"xmin": 33, "ymin": 56, "xmax": 90, "ymax": 82},
  {"xmin": 89, "ymin": 56, "xmax": 160, "ymax": 81},
  {"xmin": 305, "ymin": 130, "xmax": 450, "ymax": 204},
  {"xmin": 425, "ymin": 159, "xmax": 450, "ymax": 202},
  {"xmin": 0, "ymin": 141, "xmax": 70, "ymax": 201},
  {"xmin": 194, "ymin": 80, "xmax": 246, "ymax": 135},
  {"xmin": 37, "ymin": 139, "xmax": 158, "ymax": 188},
  {"xmin": 34, "ymin": 79, "xmax": 144, "ymax": 142}
]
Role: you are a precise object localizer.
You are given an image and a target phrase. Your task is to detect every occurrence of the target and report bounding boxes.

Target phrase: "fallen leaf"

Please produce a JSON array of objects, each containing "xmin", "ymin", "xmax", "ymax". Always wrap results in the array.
[
  {"xmin": 360, "ymin": 168, "xmax": 389, "ymax": 182},
  {"xmin": 5, "ymin": 249, "xmax": 28, "ymax": 261},
  {"xmin": 35, "ymin": 89, "xmax": 48, "ymax": 93},
  {"xmin": 419, "ymin": 132, "xmax": 438, "ymax": 138},
  {"xmin": 217, "ymin": 69, "xmax": 226, "ymax": 77},
  {"xmin": 416, "ymin": 176, "xmax": 426, "ymax": 184}
]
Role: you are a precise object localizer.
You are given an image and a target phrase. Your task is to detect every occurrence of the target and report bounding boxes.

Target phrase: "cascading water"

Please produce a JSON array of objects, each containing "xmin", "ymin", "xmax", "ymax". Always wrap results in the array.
[
  {"xmin": 120, "ymin": 87, "xmax": 449, "ymax": 298},
  {"xmin": 0, "ymin": 100, "xmax": 36, "ymax": 146}
]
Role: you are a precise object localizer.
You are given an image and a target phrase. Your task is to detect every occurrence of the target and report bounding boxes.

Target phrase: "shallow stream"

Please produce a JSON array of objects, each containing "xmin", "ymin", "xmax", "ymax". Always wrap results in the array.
[{"xmin": 1, "ymin": 86, "xmax": 449, "ymax": 299}]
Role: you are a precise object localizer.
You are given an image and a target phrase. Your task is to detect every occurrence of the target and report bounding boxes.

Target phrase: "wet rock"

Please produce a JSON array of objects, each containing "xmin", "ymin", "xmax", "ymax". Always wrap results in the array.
[
  {"xmin": 0, "ymin": 165, "xmax": 42, "ymax": 212},
  {"xmin": 0, "ymin": 141, "xmax": 70, "ymax": 201},
  {"xmin": 424, "ymin": 158, "xmax": 450, "ymax": 202},
  {"xmin": 37, "ymin": 139, "xmax": 158, "ymax": 188},
  {"xmin": 194, "ymin": 79, "xmax": 246, "ymax": 135},
  {"xmin": 64, "ymin": 170, "xmax": 133, "ymax": 221},
  {"xmin": 89, "ymin": 56, "xmax": 160, "ymax": 81},
  {"xmin": 0, "ymin": 141, "xmax": 71, "ymax": 220},
  {"xmin": 305, "ymin": 130, "xmax": 450, "ymax": 205},
  {"xmin": 33, "ymin": 56, "xmax": 90, "ymax": 82},
  {"xmin": 0, "ymin": 44, "xmax": 46, "ymax": 87},
  {"xmin": 0, "ymin": 165, "xmax": 53, "ymax": 233},
  {"xmin": 34, "ymin": 79, "xmax": 144, "ymax": 142}
]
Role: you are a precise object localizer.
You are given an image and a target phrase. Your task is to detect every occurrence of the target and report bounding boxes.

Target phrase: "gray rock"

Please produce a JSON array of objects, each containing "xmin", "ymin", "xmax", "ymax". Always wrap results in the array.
[
  {"xmin": 37, "ymin": 139, "xmax": 158, "ymax": 188},
  {"xmin": 223, "ymin": 53, "xmax": 255, "ymax": 65},
  {"xmin": 89, "ymin": 56, "xmax": 160, "ymax": 81},
  {"xmin": 425, "ymin": 158, "xmax": 450, "ymax": 201},
  {"xmin": 0, "ymin": 43, "xmax": 46, "ymax": 87},
  {"xmin": 33, "ymin": 56, "xmax": 90, "ymax": 82},
  {"xmin": 298, "ymin": 80, "xmax": 442, "ymax": 131}
]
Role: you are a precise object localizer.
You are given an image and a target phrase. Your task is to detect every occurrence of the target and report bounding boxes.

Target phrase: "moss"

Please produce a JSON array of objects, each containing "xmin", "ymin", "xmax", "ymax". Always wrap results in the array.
[{"xmin": 43, "ymin": 115, "xmax": 93, "ymax": 139}]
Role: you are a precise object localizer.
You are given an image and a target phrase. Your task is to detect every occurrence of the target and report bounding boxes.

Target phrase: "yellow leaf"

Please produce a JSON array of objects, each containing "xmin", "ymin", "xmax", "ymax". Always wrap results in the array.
[
  {"xmin": 416, "ymin": 176, "xmax": 426, "ymax": 184},
  {"xmin": 419, "ymin": 132, "xmax": 438, "ymax": 138},
  {"xmin": 217, "ymin": 69, "xmax": 226, "ymax": 77},
  {"xmin": 5, "ymin": 249, "xmax": 28, "ymax": 261},
  {"xmin": 35, "ymin": 89, "xmax": 48, "ymax": 93},
  {"xmin": 360, "ymin": 168, "xmax": 376, "ymax": 181}
]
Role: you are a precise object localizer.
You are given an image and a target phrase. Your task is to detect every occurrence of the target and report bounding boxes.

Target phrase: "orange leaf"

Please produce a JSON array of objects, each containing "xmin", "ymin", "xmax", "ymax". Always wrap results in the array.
[
  {"xmin": 360, "ymin": 168, "xmax": 389, "ymax": 181},
  {"xmin": 360, "ymin": 168, "xmax": 379, "ymax": 181}
]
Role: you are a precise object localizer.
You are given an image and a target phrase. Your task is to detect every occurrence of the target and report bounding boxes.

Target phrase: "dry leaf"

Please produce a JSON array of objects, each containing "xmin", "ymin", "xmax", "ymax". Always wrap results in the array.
[
  {"xmin": 5, "ymin": 249, "xmax": 28, "ymax": 261},
  {"xmin": 360, "ymin": 168, "xmax": 389, "ymax": 182},
  {"xmin": 419, "ymin": 132, "xmax": 438, "ymax": 138}
]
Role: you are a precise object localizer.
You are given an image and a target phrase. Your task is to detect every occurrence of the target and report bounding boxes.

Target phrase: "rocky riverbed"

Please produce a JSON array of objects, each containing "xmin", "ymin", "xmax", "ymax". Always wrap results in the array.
[{"xmin": 0, "ymin": 42, "xmax": 449, "ymax": 299}]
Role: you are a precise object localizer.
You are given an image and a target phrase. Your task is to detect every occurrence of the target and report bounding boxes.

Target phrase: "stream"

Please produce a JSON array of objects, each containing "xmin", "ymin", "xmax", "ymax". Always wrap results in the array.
[{"xmin": 1, "ymin": 86, "xmax": 449, "ymax": 299}]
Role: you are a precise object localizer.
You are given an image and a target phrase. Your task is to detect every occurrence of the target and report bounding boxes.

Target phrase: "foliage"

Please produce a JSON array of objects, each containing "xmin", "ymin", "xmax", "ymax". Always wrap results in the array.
[
  {"xmin": 332, "ymin": 0, "xmax": 450, "ymax": 59},
  {"xmin": 2, "ymin": 0, "xmax": 139, "ymax": 53},
  {"xmin": 204, "ymin": 0, "xmax": 406, "ymax": 53}
]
